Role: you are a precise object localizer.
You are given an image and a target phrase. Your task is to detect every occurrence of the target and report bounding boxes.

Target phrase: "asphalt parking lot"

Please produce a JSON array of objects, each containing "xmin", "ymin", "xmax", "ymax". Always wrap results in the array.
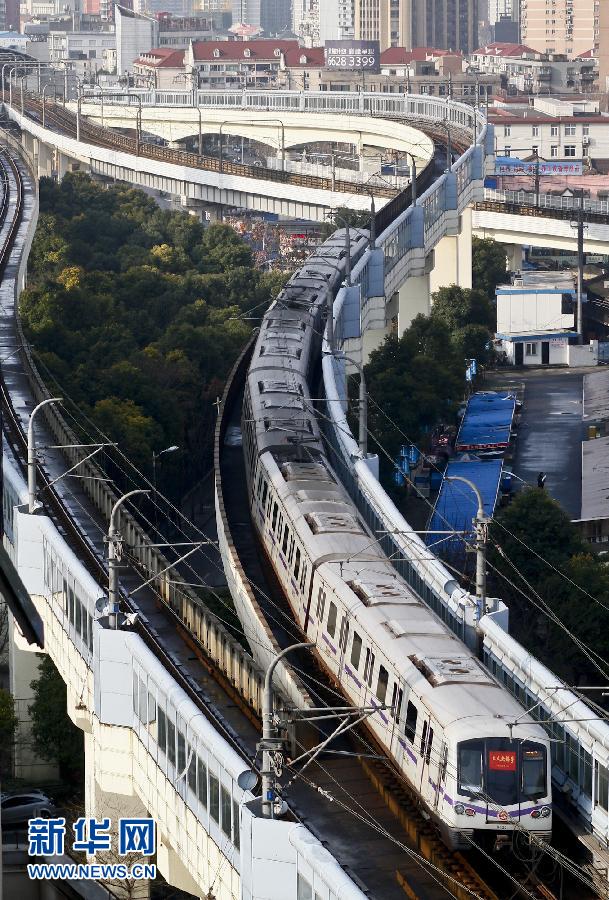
[{"xmin": 488, "ymin": 368, "xmax": 586, "ymax": 518}]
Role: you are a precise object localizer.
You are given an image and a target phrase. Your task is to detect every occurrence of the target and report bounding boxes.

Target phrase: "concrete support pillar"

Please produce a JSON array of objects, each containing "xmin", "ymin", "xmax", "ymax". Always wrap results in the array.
[
  {"xmin": 506, "ymin": 242, "xmax": 524, "ymax": 272},
  {"xmin": 429, "ymin": 206, "xmax": 474, "ymax": 296},
  {"xmin": 37, "ymin": 141, "xmax": 54, "ymax": 179},
  {"xmin": 55, "ymin": 150, "xmax": 71, "ymax": 180},
  {"xmin": 429, "ymin": 233, "xmax": 459, "ymax": 295},
  {"xmin": 457, "ymin": 206, "xmax": 473, "ymax": 290},
  {"xmin": 398, "ymin": 271, "xmax": 431, "ymax": 334},
  {"xmin": 89, "ymin": 779, "xmax": 151, "ymax": 899}
]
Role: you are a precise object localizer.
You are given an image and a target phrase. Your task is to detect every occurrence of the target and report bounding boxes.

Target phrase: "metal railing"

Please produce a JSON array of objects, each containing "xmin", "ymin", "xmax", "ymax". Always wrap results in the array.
[{"xmin": 483, "ymin": 187, "xmax": 609, "ymax": 216}]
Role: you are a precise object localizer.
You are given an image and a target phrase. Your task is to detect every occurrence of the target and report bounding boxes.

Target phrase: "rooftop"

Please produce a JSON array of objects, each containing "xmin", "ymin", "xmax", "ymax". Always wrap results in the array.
[
  {"xmin": 581, "ymin": 435, "xmax": 609, "ymax": 521},
  {"xmin": 473, "ymin": 42, "xmax": 542, "ymax": 57},
  {"xmin": 191, "ymin": 38, "xmax": 297, "ymax": 61}
]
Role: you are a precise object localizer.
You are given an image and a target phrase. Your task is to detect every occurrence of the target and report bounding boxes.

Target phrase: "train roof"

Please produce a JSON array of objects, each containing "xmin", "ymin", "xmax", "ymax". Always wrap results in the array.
[{"xmin": 319, "ymin": 559, "xmax": 547, "ymax": 742}]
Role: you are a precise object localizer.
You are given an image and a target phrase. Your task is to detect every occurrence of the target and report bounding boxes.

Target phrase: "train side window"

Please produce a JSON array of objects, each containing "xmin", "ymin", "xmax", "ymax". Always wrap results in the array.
[
  {"xmin": 420, "ymin": 721, "xmax": 428, "ymax": 757},
  {"xmin": 339, "ymin": 616, "xmax": 349, "ymax": 653},
  {"xmin": 327, "ymin": 601, "xmax": 337, "ymax": 638},
  {"xmin": 405, "ymin": 701, "xmax": 418, "ymax": 743},
  {"xmin": 300, "ymin": 562, "xmax": 307, "ymax": 591},
  {"xmin": 289, "ymin": 537, "xmax": 295, "ymax": 563},
  {"xmin": 363, "ymin": 649, "xmax": 375, "ymax": 687},
  {"xmin": 272, "ymin": 503, "xmax": 278, "ymax": 531},
  {"xmin": 261, "ymin": 481, "xmax": 268, "ymax": 509},
  {"xmin": 294, "ymin": 548, "xmax": 301, "ymax": 579},
  {"xmin": 351, "ymin": 632, "xmax": 362, "ymax": 670},
  {"xmin": 376, "ymin": 665, "xmax": 389, "ymax": 704},
  {"xmin": 426, "ymin": 727, "xmax": 434, "ymax": 765},
  {"xmin": 282, "ymin": 525, "xmax": 289, "ymax": 554},
  {"xmin": 277, "ymin": 513, "xmax": 283, "ymax": 535},
  {"xmin": 391, "ymin": 684, "xmax": 403, "ymax": 722}
]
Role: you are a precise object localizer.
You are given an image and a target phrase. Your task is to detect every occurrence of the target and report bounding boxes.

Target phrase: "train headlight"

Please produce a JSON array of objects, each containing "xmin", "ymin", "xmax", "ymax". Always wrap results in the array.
[
  {"xmin": 454, "ymin": 803, "xmax": 465, "ymax": 815},
  {"xmin": 531, "ymin": 810, "xmax": 540, "ymax": 819},
  {"xmin": 540, "ymin": 806, "xmax": 551, "ymax": 818},
  {"xmin": 465, "ymin": 807, "xmax": 476, "ymax": 817}
]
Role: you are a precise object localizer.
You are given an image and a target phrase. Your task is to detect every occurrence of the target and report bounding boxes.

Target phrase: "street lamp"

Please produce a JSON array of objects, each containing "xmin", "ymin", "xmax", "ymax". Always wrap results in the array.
[
  {"xmin": 152, "ymin": 445, "xmax": 179, "ymax": 495},
  {"xmin": 445, "ymin": 475, "xmax": 488, "ymax": 620},
  {"xmin": 108, "ymin": 489, "xmax": 149, "ymax": 629},
  {"xmin": 27, "ymin": 397, "xmax": 62, "ymax": 514}
]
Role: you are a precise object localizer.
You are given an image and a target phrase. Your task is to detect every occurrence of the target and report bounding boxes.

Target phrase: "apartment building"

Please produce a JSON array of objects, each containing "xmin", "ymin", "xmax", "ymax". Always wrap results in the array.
[
  {"xmin": 471, "ymin": 42, "xmax": 598, "ymax": 94},
  {"xmin": 354, "ymin": 0, "xmax": 479, "ymax": 54},
  {"xmin": 520, "ymin": 0, "xmax": 596, "ymax": 58},
  {"xmin": 293, "ymin": 0, "xmax": 354, "ymax": 46},
  {"xmin": 232, "ymin": 0, "xmax": 291, "ymax": 33},
  {"xmin": 491, "ymin": 96, "xmax": 609, "ymax": 163}
]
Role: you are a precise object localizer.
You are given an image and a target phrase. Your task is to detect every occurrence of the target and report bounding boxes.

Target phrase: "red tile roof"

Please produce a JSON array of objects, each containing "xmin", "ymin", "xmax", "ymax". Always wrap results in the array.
[
  {"xmin": 134, "ymin": 48, "xmax": 185, "ymax": 68},
  {"xmin": 191, "ymin": 39, "xmax": 298, "ymax": 62},
  {"xmin": 282, "ymin": 46, "xmax": 325, "ymax": 67},
  {"xmin": 473, "ymin": 42, "xmax": 541, "ymax": 57}
]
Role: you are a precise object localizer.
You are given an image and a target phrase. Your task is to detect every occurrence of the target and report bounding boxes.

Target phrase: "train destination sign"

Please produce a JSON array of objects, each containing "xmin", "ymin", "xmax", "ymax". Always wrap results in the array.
[
  {"xmin": 325, "ymin": 40, "xmax": 381, "ymax": 73},
  {"xmin": 489, "ymin": 750, "xmax": 517, "ymax": 771}
]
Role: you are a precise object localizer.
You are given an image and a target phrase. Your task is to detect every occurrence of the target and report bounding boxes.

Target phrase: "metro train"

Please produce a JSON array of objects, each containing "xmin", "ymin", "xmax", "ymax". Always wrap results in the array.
[{"xmin": 241, "ymin": 228, "xmax": 552, "ymax": 850}]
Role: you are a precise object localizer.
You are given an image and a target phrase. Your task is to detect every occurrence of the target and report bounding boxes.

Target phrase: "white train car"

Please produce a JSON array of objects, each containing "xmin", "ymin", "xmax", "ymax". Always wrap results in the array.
[{"xmin": 241, "ymin": 231, "xmax": 552, "ymax": 850}]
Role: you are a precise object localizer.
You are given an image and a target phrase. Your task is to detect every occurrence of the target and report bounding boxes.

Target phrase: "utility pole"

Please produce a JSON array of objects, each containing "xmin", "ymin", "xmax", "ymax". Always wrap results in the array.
[
  {"xmin": 108, "ymin": 490, "xmax": 148, "ymax": 628},
  {"xmin": 576, "ymin": 191, "xmax": 585, "ymax": 344},
  {"xmin": 27, "ymin": 398, "xmax": 62, "ymax": 514},
  {"xmin": 344, "ymin": 218, "xmax": 351, "ymax": 286},
  {"xmin": 260, "ymin": 643, "xmax": 312, "ymax": 818},
  {"xmin": 445, "ymin": 475, "xmax": 488, "ymax": 621}
]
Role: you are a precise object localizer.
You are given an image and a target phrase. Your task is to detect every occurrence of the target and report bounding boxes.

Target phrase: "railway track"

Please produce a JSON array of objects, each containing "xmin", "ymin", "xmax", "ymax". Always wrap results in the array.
[
  {"xmin": 18, "ymin": 94, "xmax": 400, "ymax": 199},
  {"xmin": 0, "ymin": 143, "xmax": 591, "ymax": 900},
  {"xmin": 475, "ymin": 198, "xmax": 609, "ymax": 224}
]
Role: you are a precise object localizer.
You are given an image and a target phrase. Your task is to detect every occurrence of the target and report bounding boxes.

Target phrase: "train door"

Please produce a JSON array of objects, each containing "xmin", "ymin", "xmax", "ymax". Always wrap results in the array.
[
  {"xmin": 434, "ymin": 741, "xmax": 449, "ymax": 811},
  {"xmin": 418, "ymin": 719, "xmax": 435, "ymax": 800},
  {"xmin": 337, "ymin": 613, "xmax": 349, "ymax": 677}
]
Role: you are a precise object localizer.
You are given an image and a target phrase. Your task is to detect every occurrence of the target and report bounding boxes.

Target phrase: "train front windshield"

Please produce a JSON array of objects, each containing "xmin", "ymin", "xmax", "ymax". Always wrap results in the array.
[{"xmin": 457, "ymin": 739, "xmax": 547, "ymax": 806}]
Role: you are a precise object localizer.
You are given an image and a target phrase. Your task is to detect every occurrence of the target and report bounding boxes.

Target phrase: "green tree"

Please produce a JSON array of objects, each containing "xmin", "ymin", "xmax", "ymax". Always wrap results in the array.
[
  {"xmin": 430, "ymin": 285, "xmax": 496, "ymax": 332},
  {"xmin": 29, "ymin": 656, "xmax": 84, "ymax": 784},
  {"xmin": 319, "ymin": 207, "xmax": 373, "ymax": 240},
  {"xmin": 490, "ymin": 488, "xmax": 609, "ymax": 685},
  {"xmin": 365, "ymin": 315, "xmax": 464, "ymax": 462},
  {"xmin": 0, "ymin": 687, "xmax": 17, "ymax": 777},
  {"xmin": 472, "ymin": 236, "xmax": 508, "ymax": 300}
]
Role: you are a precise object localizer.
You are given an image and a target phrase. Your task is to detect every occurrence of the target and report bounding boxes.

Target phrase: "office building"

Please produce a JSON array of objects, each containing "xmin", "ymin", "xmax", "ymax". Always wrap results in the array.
[
  {"xmin": 520, "ymin": 0, "xmax": 596, "ymax": 58},
  {"xmin": 115, "ymin": 4, "xmax": 157, "ymax": 72},
  {"xmin": 354, "ymin": 0, "xmax": 479, "ymax": 55},
  {"xmin": 293, "ymin": 0, "xmax": 354, "ymax": 45},
  {"xmin": 232, "ymin": 0, "xmax": 291, "ymax": 33}
]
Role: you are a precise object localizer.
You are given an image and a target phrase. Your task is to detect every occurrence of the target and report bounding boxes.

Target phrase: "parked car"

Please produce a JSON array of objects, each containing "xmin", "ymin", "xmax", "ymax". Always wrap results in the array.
[{"xmin": 1, "ymin": 790, "xmax": 55, "ymax": 825}]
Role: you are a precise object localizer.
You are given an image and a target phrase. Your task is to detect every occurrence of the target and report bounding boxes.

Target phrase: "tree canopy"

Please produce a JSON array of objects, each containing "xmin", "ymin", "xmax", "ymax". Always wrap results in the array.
[
  {"xmin": 21, "ymin": 175, "xmax": 287, "ymax": 496},
  {"xmin": 490, "ymin": 488, "xmax": 609, "ymax": 687},
  {"xmin": 472, "ymin": 236, "xmax": 508, "ymax": 300},
  {"xmin": 0, "ymin": 687, "xmax": 17, "ymax": 778},
  {"xmin": 29, "ymin": 655, "xmax": 84, "ymax": 784},
  {"xmin": 364, "ymin": 314, "xmax": 464, "ymax": 463}
]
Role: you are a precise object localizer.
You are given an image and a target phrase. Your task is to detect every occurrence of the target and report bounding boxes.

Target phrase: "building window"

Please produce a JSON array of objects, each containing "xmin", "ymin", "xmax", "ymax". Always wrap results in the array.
[
  {"xmin": 504, "ymin": 125, "xmax": 511, "ymax": 136},
  {"xmin": 532, "ymin": 125, "xmax": 539, "ymax": 137},
  {"xmin": 525, "ymin": 342, "xmax": 537, "ymax": 356},
  {"xmin": 564, "ymin": 145, "xmax": 576, "ymax": 157},
  {"xmin": 565, "ymin": 124, "xmax": 576, "ymax": 136},
  {"xmin": 551, "ymin": 125, "xmax": 559, "ymax": 137},
  {"xmin": 504, "ymin": 146, "xmax": 511, "ymax": 157},
  {"xmin": 551, "ymin": 145, "xmax": 559, "ymax": 157},
  {"xmin": 583, "ymin": 124, "xmax": 590, "ymax": 136}
]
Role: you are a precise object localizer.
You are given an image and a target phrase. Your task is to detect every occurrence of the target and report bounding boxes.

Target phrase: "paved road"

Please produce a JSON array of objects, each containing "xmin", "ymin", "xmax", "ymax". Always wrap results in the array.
[{"xmin": 489, "ymin": 368, "xmax": 585, "ymax": 518}]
